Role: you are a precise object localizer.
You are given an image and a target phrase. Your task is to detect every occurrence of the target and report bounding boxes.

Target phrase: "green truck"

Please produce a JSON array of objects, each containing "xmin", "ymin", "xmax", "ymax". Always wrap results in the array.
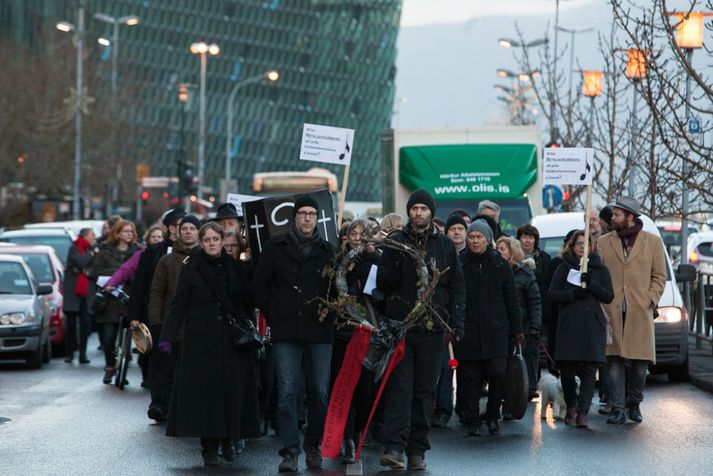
[{"xmin": 381, "ymin": 126, "xmax": 543, "ymax": 235}]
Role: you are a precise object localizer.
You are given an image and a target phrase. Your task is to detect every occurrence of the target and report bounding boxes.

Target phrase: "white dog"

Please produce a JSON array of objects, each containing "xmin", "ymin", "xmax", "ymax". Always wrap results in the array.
[{"xmin": 538, "ymin": 371, "xmax": 580, "ymax": 420}]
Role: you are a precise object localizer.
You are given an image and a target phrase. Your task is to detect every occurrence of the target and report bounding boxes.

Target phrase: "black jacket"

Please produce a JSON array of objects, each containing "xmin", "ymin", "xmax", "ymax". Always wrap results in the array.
[
  {"xmin": 549, "ymin": 253, "xmax": 614, "ymax": 363},
  {"xmin": 529, "ymin": 248, "xmax": 551, "ymax": 295},
  {"xmin": 161, "ymin": 249, "xmax": 260, "ymax": 438},
  {"xmin": 513, "ymin": 260, "xmax": 542, "ymax": 335},
  {"xmin": 455, "ymin": 248, "xmax": 522, "ymax": 360},
  {"xmin": 251, "ymin": 232, "xmax": 336, "ymax": 344},
  {"xmin": 128, "ymin": 239, "xmax": 171, "ymax": 325},
  {"xmin": 376, "ymin": 223, "xmax": 465, "ymax": 334},
  {"xmin": 91, "ymin": 242, "xmax": 137, "ymax": 324}
]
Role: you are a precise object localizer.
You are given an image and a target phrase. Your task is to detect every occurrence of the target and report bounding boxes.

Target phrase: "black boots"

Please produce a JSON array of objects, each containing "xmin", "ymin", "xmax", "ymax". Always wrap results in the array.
[
  {"xmin": 627, "ymin": 403, "xmax": 643, "ymax": 423},
  {"xmin": 607, "ymin": 408, "xmax": 627, "ymax": 424}
]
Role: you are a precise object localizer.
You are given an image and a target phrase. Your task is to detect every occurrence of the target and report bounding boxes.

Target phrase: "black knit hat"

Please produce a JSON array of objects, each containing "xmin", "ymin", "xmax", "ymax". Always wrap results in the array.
[
  {"xmin": 406, "ymin": 188, "xmax": 436, "ymax": 217},
  {"xmin": 293, "ymin": 194, "xmax": 320, "ymax": 218},
  {"xmin": 163, "ymin": 208, "xmax": 187, "ymax": 227},
  {"xmin": 445, "ymin": 214, "xmax": 467, "ymax": 232},
  {"xmin": 179, "ymin": 215, "xmax": 200, "ymax": 230},
  {"xmin": 599, "ymin": 205, "xmax": 613, "ymax": 227}
]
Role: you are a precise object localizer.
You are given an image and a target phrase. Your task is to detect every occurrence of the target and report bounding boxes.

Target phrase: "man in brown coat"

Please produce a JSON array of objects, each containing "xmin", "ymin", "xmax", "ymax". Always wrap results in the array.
[
  {"xmin": 598, "ymin": 197, "xmax": 666, "ymax": 424},
  {"xmin": 146, "ymin": 215, "xmax": 200, "ymax": 422}
]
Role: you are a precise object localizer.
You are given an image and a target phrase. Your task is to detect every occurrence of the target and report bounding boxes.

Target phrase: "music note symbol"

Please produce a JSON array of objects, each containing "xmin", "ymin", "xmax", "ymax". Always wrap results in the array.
[
  {"xmin": 338, "ymin": 133, "xmax": 351, "ymax": 160},
  {"xmin": 579, "ymin": 160, "xmax": 591, "ymax": 181}
]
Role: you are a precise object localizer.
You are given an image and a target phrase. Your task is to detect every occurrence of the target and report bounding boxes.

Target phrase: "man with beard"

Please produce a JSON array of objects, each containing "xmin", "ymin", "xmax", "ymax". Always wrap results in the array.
[
  {"xmin": 597, "ymin": 197, "xmax": 666, "ymax": 424},
  {"xmin": 252, "ymin": 194, "xmax": 335, "ymax": 473},
  {"xmin": 146, "ymin": 215, "xmax": 200, "ymax": 423},
  {"xmin": 377, "ymin": 189, "xmax": 465, "ymax": 471}
]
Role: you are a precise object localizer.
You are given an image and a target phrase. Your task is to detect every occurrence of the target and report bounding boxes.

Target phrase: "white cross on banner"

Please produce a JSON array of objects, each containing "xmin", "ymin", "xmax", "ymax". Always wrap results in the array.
[
  {"xmin": 542, "ymin": 147, "xmax": 594, "ymax": 186},
  {"xmin": 299, "ymin": 123, "xmax": 354, "ymax": 166}
]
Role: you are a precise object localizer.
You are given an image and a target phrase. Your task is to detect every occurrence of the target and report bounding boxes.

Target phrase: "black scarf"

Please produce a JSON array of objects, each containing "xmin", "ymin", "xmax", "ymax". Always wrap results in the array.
[
  {"xmin": 195, "ymin": 249, "xmax": 243, "ymax": 319},
  {"xmin": 289, "ymin": 227, "xmax": 321, "ymax": 256}
]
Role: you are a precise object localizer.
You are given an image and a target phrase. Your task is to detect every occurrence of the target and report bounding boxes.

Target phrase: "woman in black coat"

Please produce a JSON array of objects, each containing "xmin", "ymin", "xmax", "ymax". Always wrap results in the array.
[
  {"xmin": 455, "ymin": 220, "xmax": 523, "ymax": 437},
  {"xmin": 549, "ymin": 230, "xmax": 613, "ymax": 428},
  {"xmin": 159, "ymin": 222, "xmax": 260, "ymax": 467},
  {"xmin": 496, "ymin": 237, "xmax": 542, "ymax": 401}
]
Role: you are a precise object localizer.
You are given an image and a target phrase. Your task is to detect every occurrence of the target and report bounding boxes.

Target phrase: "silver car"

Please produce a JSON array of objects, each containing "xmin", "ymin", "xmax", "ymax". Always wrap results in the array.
[
  {"xmin": 686, "ymin": 231, "xmax": 713, "ymax": 274},
  {"xmin": 0, "ymin": 254, "xmax": 53, "ymax": 368}
]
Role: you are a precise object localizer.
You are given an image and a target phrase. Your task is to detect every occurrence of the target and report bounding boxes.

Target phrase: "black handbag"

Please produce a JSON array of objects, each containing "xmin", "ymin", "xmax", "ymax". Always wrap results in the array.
[
  {"xmin": 91, "ymin": 290, "xmax": 109, "ymax": 315},
  {"xmin": 228, "ymin": 314, "xmax": 264, "ymax": 353},
  {"xmin": 504, "ymin": 344, "xmax": 529, "ymax": 420}
]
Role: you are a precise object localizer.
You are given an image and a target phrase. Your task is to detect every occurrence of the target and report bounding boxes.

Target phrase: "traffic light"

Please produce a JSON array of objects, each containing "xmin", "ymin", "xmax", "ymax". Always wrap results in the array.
[
  {"xmin": 183, "ymin": 163, "xmax": 198, "ymax": 195},
  {"xmin": 141, "ymin": 190, "xmax": 150, "ymax": 203}
]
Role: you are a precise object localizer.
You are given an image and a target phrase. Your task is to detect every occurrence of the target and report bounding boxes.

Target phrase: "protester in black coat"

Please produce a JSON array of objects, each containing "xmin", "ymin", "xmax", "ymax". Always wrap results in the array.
[
  {"xmin": 549, "ymin": 231, "xmax": 613, "ymax": 428},
  {"xmin": 376, "ymin": 189, "xmax": 465, "ymax": 471},
  {"xmin": 456, "ymin": 220, "xmax": 523, "ymax": 437},
  {"xmin": 160, "ymin": 222, "xmax": 260, "ymax": 467}
]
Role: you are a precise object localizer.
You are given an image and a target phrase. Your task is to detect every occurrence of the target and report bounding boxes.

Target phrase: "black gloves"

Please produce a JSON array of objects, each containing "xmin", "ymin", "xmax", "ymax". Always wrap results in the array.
[
  {"xmin": 581, "ymin": 272, "xmax": 591, "ymax": 287},
  {"xmin": 574, "ymin": 286, "xmax": 589, "ymax": 299}
]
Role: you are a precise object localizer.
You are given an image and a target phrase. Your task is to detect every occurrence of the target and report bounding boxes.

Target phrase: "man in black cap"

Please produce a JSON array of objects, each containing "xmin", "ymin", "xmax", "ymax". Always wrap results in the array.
[
  {"xmin": 128, "ymin": 208, "xmax": 186, "ymax": 397},
  {"xmin": 251, "ymin": 193, "xmax": 336, "ymax": 473},
  {"xmin": 598, "ymin": 196, "xmax": 666, "ymax": 424},
  {"xmin": 211, "ymin": 202, "xmax": 242, "ymax": 234},
  {"xmin": 376, "ymin": 188, "xmax": 465, "ymax": 471}
]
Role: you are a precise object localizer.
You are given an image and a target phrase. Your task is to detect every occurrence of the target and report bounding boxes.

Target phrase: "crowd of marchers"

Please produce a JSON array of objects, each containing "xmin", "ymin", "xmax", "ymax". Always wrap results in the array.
[{"xmin": 59, "ymin": 188, "xmax": 665, "ymax": 472}]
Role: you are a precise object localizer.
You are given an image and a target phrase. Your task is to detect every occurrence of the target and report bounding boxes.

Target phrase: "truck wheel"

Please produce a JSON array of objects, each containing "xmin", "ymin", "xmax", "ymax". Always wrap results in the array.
[
  {"xmin": 26, "ymin": 343, "xmax": 43, "ymax": 369},
  {"xmin": 668, "ymin": 355, "xmax": 689, "ymax": 382}
]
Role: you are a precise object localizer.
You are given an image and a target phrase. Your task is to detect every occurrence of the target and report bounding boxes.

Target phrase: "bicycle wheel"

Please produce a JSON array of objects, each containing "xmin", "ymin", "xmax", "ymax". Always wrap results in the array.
[{"xmin": 115, "ymin": 329, "xmax": 131, "ymax": 390}]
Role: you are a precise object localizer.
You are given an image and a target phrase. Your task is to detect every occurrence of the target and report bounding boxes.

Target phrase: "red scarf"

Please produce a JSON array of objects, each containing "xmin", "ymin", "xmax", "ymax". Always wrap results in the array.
[{"xmin": 74, "ymin": 236, "xmax": 91, "ymax": 297}]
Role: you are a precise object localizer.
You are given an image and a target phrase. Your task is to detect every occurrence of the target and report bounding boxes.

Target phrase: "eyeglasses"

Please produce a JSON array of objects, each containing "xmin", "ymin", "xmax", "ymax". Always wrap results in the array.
[
  {"xmin": 574, "ymin": 241, "xmax": 586, "ymax": 246},
  {"xmin": 296, "ymin": 211, "xmax": 318, "ymax": 218}
]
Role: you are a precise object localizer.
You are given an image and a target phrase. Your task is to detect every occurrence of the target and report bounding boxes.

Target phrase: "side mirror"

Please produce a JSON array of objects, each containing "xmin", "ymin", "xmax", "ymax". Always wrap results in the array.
[
  {"xmin": 675, "ymin": 263, "xmax": 697, "ymax": 283},
  {"xmin": 37, "ymin": 284, "xmax": 53, "ymax": 296}
]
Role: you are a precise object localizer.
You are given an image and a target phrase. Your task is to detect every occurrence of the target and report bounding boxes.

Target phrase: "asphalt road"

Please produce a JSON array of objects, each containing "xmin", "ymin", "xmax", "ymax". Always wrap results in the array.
[{"xmin": 2, "ymin": 337, "xmax": 713, "ymax": 476}]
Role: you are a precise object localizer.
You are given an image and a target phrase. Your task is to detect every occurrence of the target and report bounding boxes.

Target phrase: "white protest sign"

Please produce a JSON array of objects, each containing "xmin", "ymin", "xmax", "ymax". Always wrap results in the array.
[
  {"xmin": 299, "ymin": 123, "xmax": 354, "ymax": 166},
  {"xmin": 226, "ymin": 193, "xmax": 261, "ymax": 216},
  {"xmin": 542, "ymin": 147, "xmax": 594, "ymax": 186}
]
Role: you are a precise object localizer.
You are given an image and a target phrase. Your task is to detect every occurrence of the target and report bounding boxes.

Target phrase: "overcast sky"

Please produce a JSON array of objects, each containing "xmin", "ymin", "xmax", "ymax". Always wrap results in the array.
[{"xmin": 400, "ymin": 0, "xmax": 601, "ymax": 27}]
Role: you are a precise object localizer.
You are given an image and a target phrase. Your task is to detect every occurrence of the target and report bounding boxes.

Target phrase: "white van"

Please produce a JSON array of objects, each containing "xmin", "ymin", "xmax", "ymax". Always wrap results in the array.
[{"xmin": 532, "ymin": 212, "xmax": 696, "ymax": 381}]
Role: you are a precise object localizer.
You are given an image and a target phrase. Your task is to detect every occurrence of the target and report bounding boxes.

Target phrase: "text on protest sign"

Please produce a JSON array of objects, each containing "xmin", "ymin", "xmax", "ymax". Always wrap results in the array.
[
  {"xmin": 225, "ymin": 193, "xmax": 261, "ymax": 216},
  {"xmin": 299, "ymin": 123, "xmax": 354, "ymax": 166},
  {"xmin": 542, "ymin": 147, "xmax": 594, "ymax": 186}
]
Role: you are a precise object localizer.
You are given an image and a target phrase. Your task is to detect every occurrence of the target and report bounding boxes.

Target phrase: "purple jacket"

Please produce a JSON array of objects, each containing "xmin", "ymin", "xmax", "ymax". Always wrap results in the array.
[{"xmin": 106, "ymin": 249, "xmax": 143, "ymax": 287}]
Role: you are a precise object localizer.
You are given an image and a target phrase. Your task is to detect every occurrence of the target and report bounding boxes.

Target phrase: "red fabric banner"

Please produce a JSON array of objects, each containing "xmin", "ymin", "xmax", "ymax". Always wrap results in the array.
[
  {"xmin": 355, "ymin": 337, "xmax": 406, "ymax": 461},
  {"xmin": 321, "ymin": 326, "xmax": 372, "ymax": 459}
]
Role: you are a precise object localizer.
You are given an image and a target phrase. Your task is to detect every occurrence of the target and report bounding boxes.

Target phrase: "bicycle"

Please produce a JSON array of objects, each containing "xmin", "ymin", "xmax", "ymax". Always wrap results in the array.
[{"xmin": 111, "ymin": 288, "xmax": 132, "ymax": 390}]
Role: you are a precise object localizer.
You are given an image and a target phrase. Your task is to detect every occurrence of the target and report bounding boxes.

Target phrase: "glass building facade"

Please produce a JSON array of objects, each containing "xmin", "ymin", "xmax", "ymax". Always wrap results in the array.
[{"xmin": 0, "ymin": 0, "xmax": 401, "ymax": 202}]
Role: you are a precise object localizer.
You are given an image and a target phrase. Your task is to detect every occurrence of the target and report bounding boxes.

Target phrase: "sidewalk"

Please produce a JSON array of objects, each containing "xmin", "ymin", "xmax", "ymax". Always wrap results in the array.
[{"xmin": 689, "ymin": 334, "xmax": 713, "ymax": 394}]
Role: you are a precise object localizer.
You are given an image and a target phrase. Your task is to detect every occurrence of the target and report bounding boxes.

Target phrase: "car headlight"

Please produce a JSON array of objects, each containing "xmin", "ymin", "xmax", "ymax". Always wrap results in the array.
[
  {"xmin": 0, "ymin": 312, "xmax": 27, "ymax": 325},
  {"xmin": 655, "ymin": 307, "xmax": 683, "ymax": 323}
]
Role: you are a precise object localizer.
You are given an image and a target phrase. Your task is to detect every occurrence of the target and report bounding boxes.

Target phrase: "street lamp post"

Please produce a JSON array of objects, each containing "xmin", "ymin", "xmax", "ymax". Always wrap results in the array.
[
  {"xmin": 581, "ymin": 70, "xmax": 604, "ymax": 147},
  {"xmin": 496, "ymin": 68, "xmax": 540, "ymax": 124},
  {"xmin": 94, "ymin": 13, "xmax": 139, "ymax": 216},
  {"xmin": 620, "ymin": 48, "xmax": 647, "ymax": 197},
  {"xmin": 557, "ymin": 26, "xmax": 594, "ymax": 109},
  {"xmin": 190, "ymin": 42, "xmax": 220, "ymax": 201},
  {"xmin": 56, "ymin": 1, "xmax": 85, "ymax": 220},
  {"xmin": 225, "ymin": 70, "xmax": 279, "ymax": 182}
]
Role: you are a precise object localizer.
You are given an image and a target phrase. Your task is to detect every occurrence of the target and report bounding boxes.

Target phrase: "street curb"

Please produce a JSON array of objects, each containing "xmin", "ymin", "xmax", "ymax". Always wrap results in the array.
[{"xmin": 689, "ymin": 372, "xmax": 713, "ymax": 395}]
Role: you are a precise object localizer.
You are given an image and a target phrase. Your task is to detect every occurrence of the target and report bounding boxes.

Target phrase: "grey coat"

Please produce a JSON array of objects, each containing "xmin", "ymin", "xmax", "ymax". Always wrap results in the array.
[{"xmin": 63, "ymin": 243, "xmax": 96, "ymax": 313}]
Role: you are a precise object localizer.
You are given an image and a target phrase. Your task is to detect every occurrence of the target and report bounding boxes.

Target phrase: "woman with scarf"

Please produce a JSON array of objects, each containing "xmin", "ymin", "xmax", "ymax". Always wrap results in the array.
[
  {"xmin": 159, "ymin": 222, "xmax": 260, "ymax": 467},
  {"xmin": 63, "ymin": 228, "xmax": 99, "ymax": 363},
  {"xmin": 549, "ymin": 230, "xmax": 614, "ymax": 428}
]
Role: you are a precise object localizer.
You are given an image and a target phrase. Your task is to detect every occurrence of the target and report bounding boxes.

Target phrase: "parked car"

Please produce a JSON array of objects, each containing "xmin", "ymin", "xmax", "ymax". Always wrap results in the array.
[
  {"xmin": 0, "ymin": 228, "xmax": 75, "ymax": 266},
  {"xmin": 532, "ymin": 212, "xmax": 697, "ymax": 382},
  {"xmin": 0, "ymin": 254, "xmax": 53, "ymax": 368},
  {"xmin": 686, "ymin": 231, "xmax": 713, "ymax": 275},
  {"xmin": 24, "ymin": 220, "xmax": 104, "ymax": 239},
  {"xmin": 655, "ymin": 220, "xmax": 699, "ymax": 265},
  {"xmin": 0, "ymin": 245, "xmax": 65, "ymax": 353}
]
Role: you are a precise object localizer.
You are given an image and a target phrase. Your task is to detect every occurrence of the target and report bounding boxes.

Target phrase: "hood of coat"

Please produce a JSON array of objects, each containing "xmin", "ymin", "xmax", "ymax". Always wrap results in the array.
[
  {"xmin": 171, "ymin": 240, "xmax": 196, "ymax": 256},
  {"xmin": 519, "ymin": 257, "xmax": 536, "ymax": 271}
]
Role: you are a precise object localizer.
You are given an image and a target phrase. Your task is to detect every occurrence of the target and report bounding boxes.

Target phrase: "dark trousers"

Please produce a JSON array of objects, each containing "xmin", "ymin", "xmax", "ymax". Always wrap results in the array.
[
  {"xmin": 330, "ymin": 338, "xmax": 376, "ymax": 442},
  {"xmin": 523, "ymin": 335, "xmax": 539, "ymax": 395},
  {"xmin": 148, "ymin": 326, "xmax": 177, "ymax": 412},
  {"xmin": 559, "ymin": 361, "xmax": 598, "ymax": 414},
  {"xmin": 457, "ymin": 357, "xmax": 506, "ymax": 425},
  {"xmin": 433, "ymin": 347, "xmax": 454, "ymax": 419},
  {"xmin": 608, "ymin": 356, "xmax": 648, "ymax": 410},
  {"xmin": 379, "ymin": 331, "xmax": 443, "ymax": 457},
  {"xmin": 273, "ymin": 341, "xmax": 332, "ymax": 456},
  {"xmin": 101, "ymin": 323, "xmax": 119, "ymax": 368},
  {"xmin": 65, "ymin": 298, "xmax": 91, "ymax": 357}
]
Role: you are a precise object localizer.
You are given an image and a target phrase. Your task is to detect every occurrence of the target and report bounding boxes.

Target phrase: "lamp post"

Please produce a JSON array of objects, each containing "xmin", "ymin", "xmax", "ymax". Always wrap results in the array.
[
  {"xmin": 190, "ymin": 42, "xmax": 220, "ymax": 201},
  {"xmin": 56, "ymin": 2, "xmax": 85, "ymax": 220},
  {"xmin": 94, "ymin": 13, "xmax": 139, "ymax": 216},
  {"xmin": 622, "ymin": 49, "xmax": 647, "ymax": 197},
  {"xmin": 668, "ymin": 11, "xmax": 711, "ymax": 264},
  {"xmin": 496, "ymin": 68, "xmax": 540, "ymax": 125},
  {"xmin": 557, "ymin": 26, "xmax": 594, "ymax": 109},
  {"xmin": 225, "ymin": 70, "xmax": 279, "ymax": 182},
  {"xmin": 581, "ymin": 70, "xmax": 604, "ymax": 147}
]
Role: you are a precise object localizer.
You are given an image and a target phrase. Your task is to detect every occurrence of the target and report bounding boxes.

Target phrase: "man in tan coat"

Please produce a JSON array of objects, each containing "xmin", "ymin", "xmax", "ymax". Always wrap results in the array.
[
  {"xmin": 598, "ymin": 197, "xmax": 666, "ymax": 424},
  {"xmin": 146, "ymin": 215, "xmax": 200, "ymax": 422}
]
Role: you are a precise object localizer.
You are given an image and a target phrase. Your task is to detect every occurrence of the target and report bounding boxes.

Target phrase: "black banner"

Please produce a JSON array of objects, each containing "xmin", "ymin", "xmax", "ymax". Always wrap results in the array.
[{"xmin": 244, "ymin": 188, "xmax": 338, "ymax": 261}]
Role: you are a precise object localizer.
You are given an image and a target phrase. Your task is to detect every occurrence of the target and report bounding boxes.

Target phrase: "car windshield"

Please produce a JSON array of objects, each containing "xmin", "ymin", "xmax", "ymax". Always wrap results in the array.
[
  {"xmin": 0, "ymin": 262, "xmax": 32, "ymax": 294},
  {"xmin": 16, "ymin": 254, "xmax": 54, "ymax": 283},
  {"xmin": 696, "ymin": 241, "xmax": 713, "ymax": 257},
  {"xmin": 0, "ymin": 236, "xmax": 70, "ymax": 263}
]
